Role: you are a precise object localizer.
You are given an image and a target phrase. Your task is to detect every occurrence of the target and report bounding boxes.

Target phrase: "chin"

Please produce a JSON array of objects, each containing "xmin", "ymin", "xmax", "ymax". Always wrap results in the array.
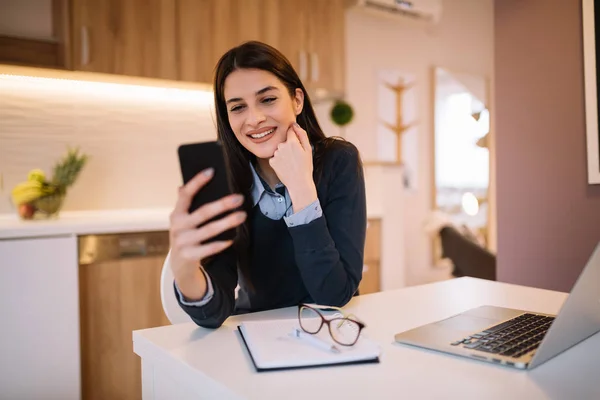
[{"xmin": 249, "ymin": 142, "xmax": 278, "ymax": 159}]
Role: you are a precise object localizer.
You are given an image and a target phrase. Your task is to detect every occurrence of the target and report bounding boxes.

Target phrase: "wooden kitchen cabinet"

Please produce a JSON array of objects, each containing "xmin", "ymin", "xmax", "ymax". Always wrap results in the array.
[
  {"xmin": 176, "ymin": 0, "xmax": 292, "ymax": 84},
  {"xmin": 360, "ymin": 218, "xmax": 382, "ymax": 295},
  {"xmin": 70, "ymin": 0, "xmax": 178, "ymax": 80},
  {"xmin": 2, "ymin": 0, "xmax": 346, "ymax": 89},
  {"xmin": 78, "ymin": 233, "xmax": 170, "ymax": 400},
  {"xmin": 256, "ymin": 0, "xmax": 345, "ymax": 94},
  {"xmin": 212, "ymin": 0, "xmax": 280, "ymax": 60},
  {"xmin": 265, "ymin": 0, "xmax": 309, "ymax": 81},
  {"xmin": 177, "ymin": 0, "xmax": 282, "ymax": 83},
  {"xmin": 176, "ymin": 0, "xmax": 216, "ymax": 83},
  {"xmin": 304, "ymin": 0, "xmax": 346, "ymax": 95},
  {"xmin": 176, "ymin": 0, "xmax": 345, "ymax": 91},
  {"xmin": 0, "ymin": 0, "xmax": 71, "ymax": 69}
]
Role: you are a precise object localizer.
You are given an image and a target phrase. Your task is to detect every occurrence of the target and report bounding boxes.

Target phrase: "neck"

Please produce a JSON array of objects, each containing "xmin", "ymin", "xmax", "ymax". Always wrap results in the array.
[{"xmin": 256, "ymin": 158, "xmax": 280, "ymax": 189}]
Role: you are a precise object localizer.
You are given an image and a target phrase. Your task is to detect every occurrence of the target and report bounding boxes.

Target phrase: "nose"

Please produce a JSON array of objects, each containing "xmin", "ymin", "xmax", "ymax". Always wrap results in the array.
[{"xmin": 246, "ymin": 105, "xmax": 266, "ymax": 127}]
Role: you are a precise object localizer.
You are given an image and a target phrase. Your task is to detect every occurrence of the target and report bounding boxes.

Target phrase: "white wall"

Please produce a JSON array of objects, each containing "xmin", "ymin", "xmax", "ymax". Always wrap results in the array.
[
  {"xmin": 0, "ymin": 74, "xmax": 217, "ymax": 214},
  {"xmin": 343, "ymin": 0, "xmax": 494, "ymax": 285}
]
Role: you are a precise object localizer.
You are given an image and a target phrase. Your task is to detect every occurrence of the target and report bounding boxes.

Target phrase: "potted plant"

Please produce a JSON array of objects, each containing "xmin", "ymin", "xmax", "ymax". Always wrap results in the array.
[{"xmin": 330, "ymin": 100, "xmax": 355, "ymax": 137}]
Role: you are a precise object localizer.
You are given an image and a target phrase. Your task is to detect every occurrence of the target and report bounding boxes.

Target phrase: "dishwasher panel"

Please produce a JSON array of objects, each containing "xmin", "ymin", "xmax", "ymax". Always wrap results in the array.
[{"xmin": 78, "ymin": 231, "xmax": 170, "ymax": 265}]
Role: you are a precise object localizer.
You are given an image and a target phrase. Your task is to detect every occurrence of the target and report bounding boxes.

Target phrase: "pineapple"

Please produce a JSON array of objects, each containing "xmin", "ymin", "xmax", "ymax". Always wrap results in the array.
[
  {"xmin": 51, "ymin": 147, "xmax": 89, "ymax": 192},
  {"xmin": 32, "ymin": 147, "xmax": 89, "ymax": 216}
]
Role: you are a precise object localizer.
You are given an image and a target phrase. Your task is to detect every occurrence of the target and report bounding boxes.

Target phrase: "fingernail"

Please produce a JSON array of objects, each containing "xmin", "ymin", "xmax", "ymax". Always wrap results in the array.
[
  {"xmin": 294, "ymin": 122, "xmax": 300, "ymax": 128},
  {"xmin": 237, "ymin": 211, "xmax": 247, "ymax": 221},
  {"xmin": 202, "ymin": 168, "xmax": 214, "ymax": 177},
  {"xmin": 231, "ymin": 194, "xmax": 244, "ymax": 205}
]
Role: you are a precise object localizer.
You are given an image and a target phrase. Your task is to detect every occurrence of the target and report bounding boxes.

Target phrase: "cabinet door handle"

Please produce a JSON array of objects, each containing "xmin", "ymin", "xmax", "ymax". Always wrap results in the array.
[
  {"xmin": 299, "ymin": 51, "xmax": 308, "ymax": 81},
  {"xmin": 81, "ymin": 26, "xmax": 90, "ymax": 66},
  {"xmin": 310, "ymin": 52, "xmax": 319, "ymax": 83}
]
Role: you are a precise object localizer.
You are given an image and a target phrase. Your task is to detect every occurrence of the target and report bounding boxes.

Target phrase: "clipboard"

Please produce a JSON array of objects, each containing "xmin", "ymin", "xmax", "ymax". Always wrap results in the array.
[{"xmin": 237, "ymin": 319, "xmax": 381, "ymax": 372}]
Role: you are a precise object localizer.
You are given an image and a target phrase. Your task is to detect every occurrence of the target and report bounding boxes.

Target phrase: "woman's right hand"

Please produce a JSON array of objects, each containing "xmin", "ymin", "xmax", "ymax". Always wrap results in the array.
[{"xmin": 169, "ymin": 168, "xmax": 247, "ymax": 301}]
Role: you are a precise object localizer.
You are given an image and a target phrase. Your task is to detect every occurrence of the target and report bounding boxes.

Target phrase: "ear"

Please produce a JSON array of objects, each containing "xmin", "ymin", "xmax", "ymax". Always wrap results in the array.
[{"xmin": 293, "ymin": 88, "xmax": 304, "ymax": 116}]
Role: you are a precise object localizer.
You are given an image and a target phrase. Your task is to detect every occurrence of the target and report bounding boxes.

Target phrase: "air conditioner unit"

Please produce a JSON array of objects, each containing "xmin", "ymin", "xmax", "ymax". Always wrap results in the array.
[{"xmin": 352, "ymin": 0, "xmax": 443, "ymax": 24}]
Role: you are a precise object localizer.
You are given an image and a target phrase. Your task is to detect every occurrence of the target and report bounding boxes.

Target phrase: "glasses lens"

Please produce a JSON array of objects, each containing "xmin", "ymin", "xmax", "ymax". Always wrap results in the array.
[
  {"xmin": 299, "ymin": 306, "xmax": 323, "ymax": 333},
  {"xmin": 329, "ymin": 318, "xmax": 361, "ymax": 345}
]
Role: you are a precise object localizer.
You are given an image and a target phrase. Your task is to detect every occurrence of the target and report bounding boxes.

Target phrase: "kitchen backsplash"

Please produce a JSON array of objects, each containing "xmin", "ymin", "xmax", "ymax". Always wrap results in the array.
[
  {"xmin": 0, "ymin": 74, "xmax": 217, "ymax": 214},
  {"xmin": 0, "ymin": 73, "xmax": 338, "ymax": 215}
]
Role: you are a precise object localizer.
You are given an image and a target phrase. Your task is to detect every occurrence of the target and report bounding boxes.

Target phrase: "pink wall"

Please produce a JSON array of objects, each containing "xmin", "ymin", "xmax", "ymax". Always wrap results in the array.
[{"xmin": 494, "ymin": 0, "xmax": 600, "ymax": 292}]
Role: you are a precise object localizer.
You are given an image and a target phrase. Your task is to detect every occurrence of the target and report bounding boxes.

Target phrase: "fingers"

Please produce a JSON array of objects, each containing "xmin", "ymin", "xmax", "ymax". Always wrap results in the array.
[
  {"xmin": 178, "ymin": 193, "xmax": 244, "ymax": 231},
  {"xmin": 173, "ymin": 168, "xmax": 215, "ymax": 214},
  {"xmin": 291, "ymin": 122, "xmax": 311, "ymax": 151},
  {"xmin": 177, "ymin": 210, "xmax": 247, "ymax": 247},
  {"xmin": 178, "ymin": 240, "xmax": 235, "ymax": 263},
  {"xmin": 281, "ymin": 122, "xmax": 308, "ymax": 152},
  {"xmin": 286, "ymin": 123, "xmax": 299, "ymax": 144},
  {"xmin": 170, "ymin": 207, "xmax": 246, "ymax": 265}
]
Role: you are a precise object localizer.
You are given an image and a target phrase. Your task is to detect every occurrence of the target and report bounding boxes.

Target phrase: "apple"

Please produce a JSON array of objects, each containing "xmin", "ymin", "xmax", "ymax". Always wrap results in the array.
[{"xmin": 18, "ymin": 203, "xmax": 36, "ymax": 219}]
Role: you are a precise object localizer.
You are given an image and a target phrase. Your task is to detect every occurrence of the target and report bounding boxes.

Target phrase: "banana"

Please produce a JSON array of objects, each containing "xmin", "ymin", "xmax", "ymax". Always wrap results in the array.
[
  {"xmin": 11, "ymin": 180, "xmax": 44, "ymax": 205},
  {"xmin": 27, "ymin": 169, "xmax": 46, "ymax": 183},
  {"xmin": 40, "ymin": 184, "xmax": 57, "ymax": 196}
]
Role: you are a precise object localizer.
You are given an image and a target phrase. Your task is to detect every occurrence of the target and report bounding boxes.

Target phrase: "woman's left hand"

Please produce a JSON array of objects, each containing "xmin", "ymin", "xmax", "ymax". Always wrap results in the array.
[{"xmin": 269, "ymin": 122, "xmax": 318, "ymax": 212}]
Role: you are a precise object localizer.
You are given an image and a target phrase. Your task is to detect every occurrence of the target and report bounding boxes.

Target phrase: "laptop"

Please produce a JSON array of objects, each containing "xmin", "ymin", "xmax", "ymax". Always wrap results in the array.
[{"xmin": 394, "ymin": 243, "xmax": 600, "ymax": 370}]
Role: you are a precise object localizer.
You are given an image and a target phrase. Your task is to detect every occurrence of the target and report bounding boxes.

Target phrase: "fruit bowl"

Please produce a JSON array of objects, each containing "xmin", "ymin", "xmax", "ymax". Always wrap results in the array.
[
  {"xmin": 32, "ymin": 192, "xmax": 66, "ymax": 218},
  {"xmin": 11, "ymin": 147, "xmax": 87, "ymax": 220}
]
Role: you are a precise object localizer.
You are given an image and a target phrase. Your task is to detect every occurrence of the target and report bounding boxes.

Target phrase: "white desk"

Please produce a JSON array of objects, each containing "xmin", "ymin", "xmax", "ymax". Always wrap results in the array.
[{"xmin": 133, "ymin": 277, "xmax": 600, "ymax": 400}]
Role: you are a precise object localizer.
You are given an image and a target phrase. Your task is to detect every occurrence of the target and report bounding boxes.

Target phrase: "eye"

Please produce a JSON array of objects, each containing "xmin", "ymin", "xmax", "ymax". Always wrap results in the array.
[
  {"xmin": 230, "ymin": 104, "xmax": 245, "ymax": 113},
  {"xmin": 262, "ymin": 97, "xmax": 277, "ymax": 104}
]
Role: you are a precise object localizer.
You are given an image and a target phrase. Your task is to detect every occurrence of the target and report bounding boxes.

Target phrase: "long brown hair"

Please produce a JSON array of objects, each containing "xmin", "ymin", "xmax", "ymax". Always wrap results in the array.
[{"xmin": 213, "ymin": 40, "xmax": 343, "ymax": 289}]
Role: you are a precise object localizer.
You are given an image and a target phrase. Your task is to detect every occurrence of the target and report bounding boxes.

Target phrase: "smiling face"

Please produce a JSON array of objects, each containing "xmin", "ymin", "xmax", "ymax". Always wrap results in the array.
[{"xmin": 224, "ymin": 68, "xmax": 304, "ymax": 160}]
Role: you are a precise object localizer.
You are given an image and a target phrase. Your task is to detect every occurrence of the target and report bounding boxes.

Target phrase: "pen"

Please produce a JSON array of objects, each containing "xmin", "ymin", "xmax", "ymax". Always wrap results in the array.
[{"xmin": 291, "ymin": 328, "xmax": 341, "ymax": 354}]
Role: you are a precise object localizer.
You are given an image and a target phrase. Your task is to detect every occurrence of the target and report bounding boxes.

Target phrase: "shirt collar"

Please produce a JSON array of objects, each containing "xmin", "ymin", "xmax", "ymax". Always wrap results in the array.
[
  {"xmin": 249, "ymin": 162, "xmax": 267, "ymax": 207},
  {"xmin": 248, "ymin": 142, "xmax": 316, "ymax": 206}
]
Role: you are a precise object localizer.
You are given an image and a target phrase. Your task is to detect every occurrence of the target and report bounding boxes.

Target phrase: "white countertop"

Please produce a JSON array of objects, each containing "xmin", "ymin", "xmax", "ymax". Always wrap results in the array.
[
  {"xmin": 0, "ymin": 207, "xmax": 383, "ymax": 240},
  {"xmin": 0, "ymin": 208, "xmax": 172, "ymax": 239}
]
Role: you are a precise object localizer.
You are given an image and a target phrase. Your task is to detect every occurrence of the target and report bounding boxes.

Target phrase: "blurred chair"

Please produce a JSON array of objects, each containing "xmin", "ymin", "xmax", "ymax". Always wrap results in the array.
[
  {"xmin": 160, "ymin": 250, "xmax": 244, "ymax": 323},
  {"xmin": 160, "ymin": 250, "xmax": 193, "ymax": 324},
  {"xmin": 425, "ymin": 210, "xmax": 496, "ymax": 281},
  {"xmin": 439, "ymin": 225, "xmax": 496, "ymax": 281}
]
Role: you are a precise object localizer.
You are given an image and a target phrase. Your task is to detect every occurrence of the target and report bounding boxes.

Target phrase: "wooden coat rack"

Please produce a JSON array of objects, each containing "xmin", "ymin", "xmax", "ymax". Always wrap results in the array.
[{"xmin": 381, "ymin": 79, "xmax": 417, "ymax": 164}]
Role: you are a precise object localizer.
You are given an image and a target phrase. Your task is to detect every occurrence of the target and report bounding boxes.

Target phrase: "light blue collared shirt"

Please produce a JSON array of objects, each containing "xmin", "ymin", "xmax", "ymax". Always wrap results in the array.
[
  {"xmin": 248, "ymin": 162, "xmax": 322, "ymax": 226},
  {"xmin": 176, "ymin": 162, "xmax": 323, "ymax": 306}
]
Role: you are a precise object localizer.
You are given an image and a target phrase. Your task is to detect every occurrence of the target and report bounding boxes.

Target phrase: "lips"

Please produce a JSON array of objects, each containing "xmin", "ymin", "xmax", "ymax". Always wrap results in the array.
[{"xmin": 246, "ymin": 127, "xmax": 276, "ymax": 143}]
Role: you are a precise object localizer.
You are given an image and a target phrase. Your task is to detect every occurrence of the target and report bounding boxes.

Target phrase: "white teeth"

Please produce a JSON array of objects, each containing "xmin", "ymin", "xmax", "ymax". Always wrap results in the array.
[{"xmin": 250, "ymin": 128, "xmax": 275, "ymax": 139}]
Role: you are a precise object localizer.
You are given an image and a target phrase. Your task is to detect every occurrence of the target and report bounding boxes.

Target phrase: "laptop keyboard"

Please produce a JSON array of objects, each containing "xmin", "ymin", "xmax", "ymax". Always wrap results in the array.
[{"xmin": 451, "ymin": 313, "xmax": 555, "ymax": 358}]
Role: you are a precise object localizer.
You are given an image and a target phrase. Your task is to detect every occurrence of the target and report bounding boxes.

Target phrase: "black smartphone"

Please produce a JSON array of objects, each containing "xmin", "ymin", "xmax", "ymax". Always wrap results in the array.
[{"xmin": 177, "ymin": 141, "xmax": 237, "ymax": 242}]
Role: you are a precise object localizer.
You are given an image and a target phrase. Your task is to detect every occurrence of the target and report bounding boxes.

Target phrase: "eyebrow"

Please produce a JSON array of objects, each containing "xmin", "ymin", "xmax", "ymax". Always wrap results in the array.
[{"xmin": 226, "ymin": 86, "xmax": 279, "ymax": 105}]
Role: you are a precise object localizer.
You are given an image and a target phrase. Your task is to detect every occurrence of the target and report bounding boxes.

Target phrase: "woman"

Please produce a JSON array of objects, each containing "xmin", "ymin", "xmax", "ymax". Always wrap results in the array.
[{"xmin": 169, "ymin": 41, "xmax": 367, "ymax": 328}]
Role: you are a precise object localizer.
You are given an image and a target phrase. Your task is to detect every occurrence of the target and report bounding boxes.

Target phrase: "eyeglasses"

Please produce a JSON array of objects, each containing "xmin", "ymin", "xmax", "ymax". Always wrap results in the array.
[{"xmin": 297, "ymin": 303, "xmax": 366, "ymax": 346}]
